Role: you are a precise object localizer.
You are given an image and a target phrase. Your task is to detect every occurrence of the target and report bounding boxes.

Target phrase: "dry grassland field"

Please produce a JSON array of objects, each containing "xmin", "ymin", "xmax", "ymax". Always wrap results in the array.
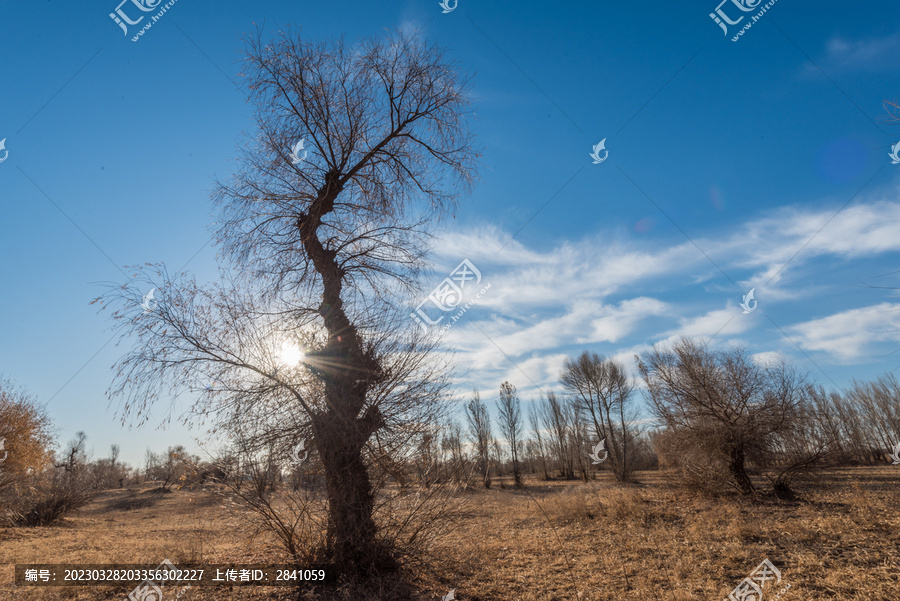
[{"xmin": 2, "ymin": 468, "xmax": 898, "ymax": 601}]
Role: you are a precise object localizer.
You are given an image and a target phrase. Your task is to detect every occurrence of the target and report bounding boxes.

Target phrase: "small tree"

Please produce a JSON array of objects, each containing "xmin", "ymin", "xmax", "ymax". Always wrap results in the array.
[
  {"xmin": 568, "ymin": 400, "xmax": 591, "ymax": 482},
  {"xmin": 414, "ymin": 428, "xmax": 440, "ymax": 488},
  {"xmin": 440, "ymin": 420, "xmax": 467, "ymax": 484},
  {"xmin": 496, "ymin": 381, "xmax": 523, "ymax": 486},
  {"xmin": 528, "ymin": 404, "xmax": 550, "ymax": 480},
  {"xmin": 540, "ymin": 392, "xmax": 575, "ymax": 479},
  {"xmin": 143, "ymin": 449, "xmax": 160, "ymax": 482},
  {"xmin": 90, "ymin": 444, "xmax": 128, "ymax": 489},
  {"xmin": 465, "ymin": 392, "xmax": 493, "ymax": 489},
  {"xmin": 638, "ymin": 338, "xmax": 808, "ymax": 495},
  {"xmin": 161, "ymin": 446, "xmax": 189, "ymax": 491},
  {"xmin": 561, "ymin": 351, "xmax": 638, "ymax": 482},
  {"xmin": 58, "ymin": 431, "xmax": 88, "ymax": 474}
]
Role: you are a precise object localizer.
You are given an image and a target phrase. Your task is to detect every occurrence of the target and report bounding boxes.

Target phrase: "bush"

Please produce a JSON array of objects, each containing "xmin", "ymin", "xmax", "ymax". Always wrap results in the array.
[
  {"xmin": 0, "ymin": 376, "xmax": 55, "ymax": 493},
  {"xmin": 4, "ymin": 470, "xmax": 97, "ymax": 527},
  {"xmin": 653, "ymin": 427, "xmax": 733, "ymax": 494}
]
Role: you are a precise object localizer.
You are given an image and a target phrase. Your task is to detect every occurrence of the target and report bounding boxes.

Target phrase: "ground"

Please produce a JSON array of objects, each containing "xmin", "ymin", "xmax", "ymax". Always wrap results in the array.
[{"xmin": 1, "ymin": 468, "xmax": 898, "ymax": 600}]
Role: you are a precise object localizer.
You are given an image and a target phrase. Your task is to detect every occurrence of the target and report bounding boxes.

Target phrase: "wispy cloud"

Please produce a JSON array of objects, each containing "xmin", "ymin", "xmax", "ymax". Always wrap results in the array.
[
  {"xmin": 789, "ymin": 302, "xmax": 900, "ymax": 361},
  {"xmin": 426, "ymin": 191, "xmax": 900, "ymax": 394},
  {"xmin": 828, "ymin": 33, "xmax": 900, "ymax": 71},
  {"xmin": 802, "ymin": 32, "xmax": 900, "ymax": 75}
]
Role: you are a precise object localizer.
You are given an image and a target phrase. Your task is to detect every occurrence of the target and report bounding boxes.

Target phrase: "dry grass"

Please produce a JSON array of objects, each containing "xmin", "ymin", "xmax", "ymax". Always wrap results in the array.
[{"xmin": 1, "ymin": 468, "xmax": 899, "ymax": 600}]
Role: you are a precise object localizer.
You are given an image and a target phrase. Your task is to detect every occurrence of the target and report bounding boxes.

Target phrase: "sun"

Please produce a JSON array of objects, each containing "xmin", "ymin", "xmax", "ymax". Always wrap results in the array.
[{"xmin": 279, "ymin": 342, "xmax": 306, "ymax": 366}]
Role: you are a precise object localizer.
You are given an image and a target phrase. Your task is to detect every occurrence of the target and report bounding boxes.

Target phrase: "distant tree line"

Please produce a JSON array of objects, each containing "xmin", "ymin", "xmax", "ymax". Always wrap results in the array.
[
  {"xmin": 3, "ymin": 334, "xmax": 899, "ymax": 532},
  {"xmin": 396, "ymin": 339, "xmax": 900, "ymax": 498}
]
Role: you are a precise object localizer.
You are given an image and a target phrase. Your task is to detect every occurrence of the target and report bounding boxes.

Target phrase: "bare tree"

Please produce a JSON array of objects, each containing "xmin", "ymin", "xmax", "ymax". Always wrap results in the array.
[
  {"xmin": 561, "ymin": 351, "xmax": 638, "ymax": 482},
  {"xmin": 440, "ymin": 420, "xmax": 468, "ymax": 484},
  {"xmin": 528, "ymin": 403, "xmax": 550, "ymax": 480},
  {"xmin": 413, "ymin": 427, "xmax": 440, "ymax": 488},
  {"xmin": 59, "ymin": 432, "xmax": 88, "ymax": 474},
  {"xmin": 496, "ymin": 381, "xmax": 524, "ymax": 486},
  {"xmin": 848, "ymin": 375, "xmax": 900, "ymax": 458},
  {"xmin": 491, "ymin": 438, "xmax": 505, "ymax": 485},
  {"xmin": 90, "ymin": 444, "xmax": 127, "ymax": 489},
  {"xmin": 465, "ymin": 391, "xmax": 493, "ymax": 489},
  {"xmin": 637, "ymin": 338, "xmax": 808, "ymax": 495},
  {"xmin": 568, "ymin": 400, "xmax": 591, "ymax": 482},
  {"xmin": 539, "ymin": 392, "xmax": 576, "ymax": 479},
  {"xmin": 100, "ymin": 29, "xmax": 476, "ymax": 573},
  {"xmin": 143, "ymin": 449, "xmax": 159, "ymax": 482}
]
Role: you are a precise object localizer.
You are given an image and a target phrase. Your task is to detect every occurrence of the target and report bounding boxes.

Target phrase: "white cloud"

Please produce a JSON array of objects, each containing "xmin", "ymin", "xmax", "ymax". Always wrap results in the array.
[
  {"xmin": 459, "ymin": 297, "xmax": 669, "ymax": 359},
  {"xmin": 790, "ymin": 303, "xmax": 900, "ymax": 361},
  {"xmin": 664, "ymin": 307, "xmax": 753, "ymax": 341},
  {"xmin": 434, "ymin": 227, "xmax": 698, "ymax": 310},
  {"xmin": 435, "ymin": 191, "xmax": 900, "ymax": 320},
  {"xmin": 424, "ymin": 192, "xmax": 900, "ymax": 394},
  {"xmin": 752, "ymin": 351, "xmax": 783, "ymax": 366}
]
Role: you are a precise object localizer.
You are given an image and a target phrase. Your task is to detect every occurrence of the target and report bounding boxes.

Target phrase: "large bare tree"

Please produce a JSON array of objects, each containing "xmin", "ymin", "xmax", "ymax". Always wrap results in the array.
[
  {"xmin": 101, "ymin": 29, "xmax": 477, "ymax": 573},
  {"xmin": 561, "ymin": 351, "xmax": 638, "ymax": 482}
]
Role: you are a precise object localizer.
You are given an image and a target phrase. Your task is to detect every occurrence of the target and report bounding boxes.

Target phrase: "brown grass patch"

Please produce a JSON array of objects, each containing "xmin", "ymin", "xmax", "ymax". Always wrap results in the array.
[{"xmin": 1, "ymin": 468, "xmax": 899, "ymax": 599}]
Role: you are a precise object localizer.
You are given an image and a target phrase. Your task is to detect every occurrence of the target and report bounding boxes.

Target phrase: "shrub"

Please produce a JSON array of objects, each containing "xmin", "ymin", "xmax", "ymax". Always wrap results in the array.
[{"xmin": 4, "ymin": 470, "xmax": 97, "ymax": 527}]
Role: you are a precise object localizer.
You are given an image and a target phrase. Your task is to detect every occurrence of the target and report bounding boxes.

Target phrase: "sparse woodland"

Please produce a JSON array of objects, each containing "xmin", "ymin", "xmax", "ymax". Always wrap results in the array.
[{"xmin": 2, "ymin": 333, "xmax": 900, "ymax": 598}]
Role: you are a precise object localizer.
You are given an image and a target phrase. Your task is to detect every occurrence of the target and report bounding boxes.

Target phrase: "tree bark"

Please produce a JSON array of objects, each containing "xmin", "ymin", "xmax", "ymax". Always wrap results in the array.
[
  {"xmin": 728, "ymin": 447, "xmax": 755, "ymax": 495},
  {"xmin": 314, "ymin": 411, "xmax": 387, "ymax": 572}
]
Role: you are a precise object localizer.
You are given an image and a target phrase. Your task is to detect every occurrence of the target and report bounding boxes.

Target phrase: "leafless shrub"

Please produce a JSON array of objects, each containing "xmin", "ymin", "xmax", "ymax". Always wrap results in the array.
[
  {"xmin": 652, "ymin": 426, "xmax": 732, "ymax": 494},
  {"xmin": 204, "ymin": 437, "xmax": 328, "ymax": 566},
  {"xmin": 6, "ymin": 470, "xmax": 97, "ymax": 527},
  {"xmin": 373, "ymin": 480, "xmax": 467, "ymax": 568}
]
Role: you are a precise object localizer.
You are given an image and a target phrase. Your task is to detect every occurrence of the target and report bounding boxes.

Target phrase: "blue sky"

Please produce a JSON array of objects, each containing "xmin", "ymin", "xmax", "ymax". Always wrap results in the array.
[{"xmin": 2, "ymin": 0, "xmax": 900, "ymax": 465}]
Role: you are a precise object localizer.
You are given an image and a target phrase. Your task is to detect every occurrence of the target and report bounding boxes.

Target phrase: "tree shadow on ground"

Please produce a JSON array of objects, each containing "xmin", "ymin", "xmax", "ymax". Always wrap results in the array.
[{"xmin": 103, "ymin": 489, "xmax": 167, "ymax": 511}]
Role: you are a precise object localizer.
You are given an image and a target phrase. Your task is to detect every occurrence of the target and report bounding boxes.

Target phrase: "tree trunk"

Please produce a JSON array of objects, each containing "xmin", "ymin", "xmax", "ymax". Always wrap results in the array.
[
  {"xmin": 728, "ymin": 447, "xmax": 755, "ymax": 495},
  {"xmin": 315, "ymin": 412, "xmax": 389, "ymax": 574},
  {"xmin": 537, "ymin": 442, "xmax": 549, "ymax": 480},
  {"xmin": 299, "ymin": 175, "xmax": 393, "ymax": 573},
  {"xmin": 511, "ymin": 450, "xmax": 522, "ymax": 487}
]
